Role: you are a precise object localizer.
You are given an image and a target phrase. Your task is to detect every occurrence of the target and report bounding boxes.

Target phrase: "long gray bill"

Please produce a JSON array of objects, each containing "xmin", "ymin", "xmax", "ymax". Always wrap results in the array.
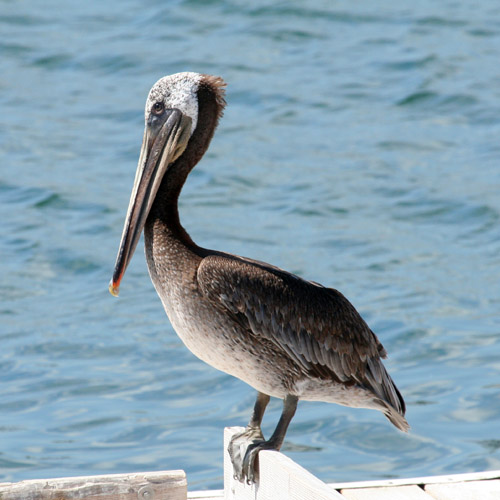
[{"xmin": 109, "ymin": 109, "xmax": 192, "ymax": 296}]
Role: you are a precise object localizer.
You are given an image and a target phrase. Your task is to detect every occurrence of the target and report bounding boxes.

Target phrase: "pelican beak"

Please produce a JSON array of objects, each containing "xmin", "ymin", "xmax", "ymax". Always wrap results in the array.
[{"xmin": 109, "ymin": 109, "xmax": 192, "ymax": 297}]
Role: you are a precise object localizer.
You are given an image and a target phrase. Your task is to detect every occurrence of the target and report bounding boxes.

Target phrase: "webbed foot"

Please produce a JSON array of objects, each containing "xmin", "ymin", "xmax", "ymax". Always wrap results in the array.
[
  {"xmin": 240, "ymin": 439, "xmax": 280, "ymax": 484},
  {"xmin": 228, "ymin": 426, "xmax": 265, "ymax": 483},
  {"xmin": 228, "ymin": 393, "xmax": 298, "ymax": 484}
]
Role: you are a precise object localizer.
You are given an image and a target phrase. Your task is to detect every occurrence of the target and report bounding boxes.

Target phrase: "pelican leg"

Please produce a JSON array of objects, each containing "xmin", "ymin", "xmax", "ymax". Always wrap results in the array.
[
  {"xmin": 240, "ymin": 394, "xmax": 299, "ymax": 484},
  {"xmin": 228, "ymin": 392, "xmax": 270, "ymax": 482}
]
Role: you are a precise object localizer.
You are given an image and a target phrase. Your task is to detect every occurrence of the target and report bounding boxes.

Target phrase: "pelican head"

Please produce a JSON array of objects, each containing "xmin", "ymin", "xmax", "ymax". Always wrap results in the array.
[{"xmin": 109, "ymin": 72, "xmax": 225, "ymax": 296}]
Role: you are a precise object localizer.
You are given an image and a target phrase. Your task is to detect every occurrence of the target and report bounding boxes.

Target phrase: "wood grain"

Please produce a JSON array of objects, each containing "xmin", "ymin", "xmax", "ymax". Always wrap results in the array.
[{"xmin": 0, "ymin": 470, "xmax": 187, "ymax": 500}]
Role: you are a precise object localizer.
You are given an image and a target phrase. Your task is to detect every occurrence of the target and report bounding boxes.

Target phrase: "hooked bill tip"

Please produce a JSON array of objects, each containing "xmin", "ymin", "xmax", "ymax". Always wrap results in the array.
[{"xmin": 108, "ymin": 281, "xmax": 120, "ymax": 297}]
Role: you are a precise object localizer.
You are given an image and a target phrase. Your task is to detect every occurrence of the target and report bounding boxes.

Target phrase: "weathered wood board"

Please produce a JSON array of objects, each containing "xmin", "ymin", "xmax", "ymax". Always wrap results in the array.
[
  {"xmin": 223, "ymin": 427, "xmax": 500, "ymax": 500},
  {"xmin": 0, "ymin": 470, "xmax": 187, "ymax": 500},
  {"xmin": 424, "ymin": 479, "xmax": 500, "ymax": 500},
  {"xmin": 341, "ymin": 485, "xmax": 430, "ymax": 500}
]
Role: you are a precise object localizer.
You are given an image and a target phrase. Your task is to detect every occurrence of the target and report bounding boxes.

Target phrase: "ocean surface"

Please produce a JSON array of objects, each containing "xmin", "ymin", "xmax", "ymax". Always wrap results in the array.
[{"xmin": 1, "ymin": 0, "xmax": 500, "ymax": 491}]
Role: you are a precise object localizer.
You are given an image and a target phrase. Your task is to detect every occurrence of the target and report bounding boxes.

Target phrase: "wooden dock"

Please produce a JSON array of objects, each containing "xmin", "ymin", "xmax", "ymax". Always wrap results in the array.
[{"xmin": 1, "ymin": 427, "xmax": 499, "ymax": 500}]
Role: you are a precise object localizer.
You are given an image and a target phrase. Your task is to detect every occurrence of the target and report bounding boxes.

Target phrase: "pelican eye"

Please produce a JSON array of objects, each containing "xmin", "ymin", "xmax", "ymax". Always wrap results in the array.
[{"xmin": 152, "ymin": 101, "xmax": 164, "ymax": 115}]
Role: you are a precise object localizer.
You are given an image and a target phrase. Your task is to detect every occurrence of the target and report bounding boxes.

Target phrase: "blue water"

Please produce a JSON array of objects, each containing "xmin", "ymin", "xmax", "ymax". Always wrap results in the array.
[{"xmin": 1, "ymin": 0, "xmax": 500, "ymax": 491}]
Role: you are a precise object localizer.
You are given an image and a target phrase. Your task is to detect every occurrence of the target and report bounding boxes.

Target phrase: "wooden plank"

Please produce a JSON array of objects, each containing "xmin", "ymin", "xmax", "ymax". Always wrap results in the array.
[
  {"xmin": 425, "ymin": 479, "xmax": 500, "ymax": 500},
  {"xmin": 0, "ymin": 470, "xmax": 187, "ymax": 500},
  {"xmin": 224, "ymin": 427, "xmax": 342, "ymax": 500},
  {"xmin": 259, "ymin": 448, "xmax": 346, "ymax": 500},
  {"xmin": 341, "ymin": 485, "xmax": 431, "ymax": 500},
  {"xmin": 329, "ymin": 469, "xmax": 500, "ymax": 490},
  {"xmin": 187, "ymin": 489, "xmax": 224, "ymax": 499}
]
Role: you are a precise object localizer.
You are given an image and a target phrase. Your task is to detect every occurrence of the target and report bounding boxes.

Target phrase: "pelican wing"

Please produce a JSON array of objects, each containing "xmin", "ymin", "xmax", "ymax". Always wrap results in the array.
[{"xmin": 197, "ymin": 253, "xmax": 405, "ymax": 417}]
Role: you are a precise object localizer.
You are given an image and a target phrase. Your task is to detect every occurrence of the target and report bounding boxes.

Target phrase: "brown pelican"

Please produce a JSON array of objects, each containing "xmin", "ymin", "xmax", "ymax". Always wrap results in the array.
[{"xmin": 109, "ymin": 72, "xmax": 409, "ymax": 484}]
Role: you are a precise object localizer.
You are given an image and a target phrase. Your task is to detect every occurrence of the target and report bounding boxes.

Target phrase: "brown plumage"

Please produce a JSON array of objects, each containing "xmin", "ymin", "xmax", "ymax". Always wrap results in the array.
[
  {"xmin": 197, "ymin": 253, "xmax": 407, "ymax": 430},
  {"xmin": 110, "ymin": 72, "xmax": 409, "ymax": 484}
]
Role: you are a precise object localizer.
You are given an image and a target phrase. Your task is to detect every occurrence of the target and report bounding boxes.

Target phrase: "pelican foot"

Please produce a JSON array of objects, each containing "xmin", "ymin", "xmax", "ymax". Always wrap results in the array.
[
  {"xmin": 241, "ymin": 439, "xmax": 279, "ymax": 484},
  {"xmin": 228, "ymin": 426, "xmax": 265, "ymax": 483}
]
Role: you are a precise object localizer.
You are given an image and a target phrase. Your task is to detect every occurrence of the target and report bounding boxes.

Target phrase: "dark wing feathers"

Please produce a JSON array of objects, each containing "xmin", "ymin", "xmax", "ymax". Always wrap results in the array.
[{"xmin": 196, "ymin": 253, "xmax": 404, "ymax": 415}]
